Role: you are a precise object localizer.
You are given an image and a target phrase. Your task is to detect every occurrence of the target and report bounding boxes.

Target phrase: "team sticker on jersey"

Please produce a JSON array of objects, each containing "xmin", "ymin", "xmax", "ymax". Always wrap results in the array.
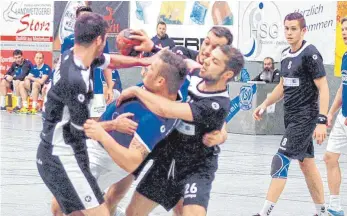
[
  {"xmin": 283, "ymin": 77, "xmax": 300, "ymax": 87},
  {"xmin": 78, "ymin": 94, "xmax": 85, "ymax": 103},
  {"xmin": 211, "ymin": 102, "xmax": 220, "ymax": 110}
]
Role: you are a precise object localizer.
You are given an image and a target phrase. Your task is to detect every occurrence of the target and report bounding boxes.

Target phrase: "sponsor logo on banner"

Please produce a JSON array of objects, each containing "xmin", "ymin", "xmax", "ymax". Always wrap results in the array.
[
  {"xmin": 58, "ymin": 1, "xmax": 85, "ymax": 43},
  {"xmin": 240, "ymin": 2, "xmax": 284, "ymax": 59},
  {"xmin": 239, "ymin": 1, "xmax": 336, "ymax": 64},
  {"xmin": 1, "ymin": 1, "xmax": 53, "ymax": 74},
  {"xmin": 239, "ymin": 85, "xmax": 254, "ymax": 111}
]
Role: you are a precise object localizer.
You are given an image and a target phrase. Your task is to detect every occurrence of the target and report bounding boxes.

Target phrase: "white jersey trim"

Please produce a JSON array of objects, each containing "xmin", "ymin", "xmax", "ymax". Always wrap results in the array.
[
  {"xmin": 281, "ymin": 42, "xmax": 311, "ymax": 62},
  {"xmin": 188, "ymin": 76, "xmax": 229, "ymax": 98}
]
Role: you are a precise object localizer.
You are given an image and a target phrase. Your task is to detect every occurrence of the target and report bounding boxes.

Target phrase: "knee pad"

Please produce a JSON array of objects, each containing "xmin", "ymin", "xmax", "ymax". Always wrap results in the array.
[{"xmin": 270, "ymin": 152, "xmax": 291, "ymax": 179}]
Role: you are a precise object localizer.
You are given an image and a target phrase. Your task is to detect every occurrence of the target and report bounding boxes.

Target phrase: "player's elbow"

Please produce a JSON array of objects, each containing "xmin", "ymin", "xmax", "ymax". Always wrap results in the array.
[
  {"xmin": 117, "ymin": 155, "xmax": 142, "ymax": 173},
  {"xmin": 121, "ymin": 160, "xmax": 141, "ymax": 173}
]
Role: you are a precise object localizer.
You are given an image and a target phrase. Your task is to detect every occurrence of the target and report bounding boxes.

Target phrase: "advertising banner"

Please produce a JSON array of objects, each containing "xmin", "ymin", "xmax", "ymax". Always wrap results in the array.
[
  {"xmin": 0, "ymin": 1, "xmax": 54, "ymax": 74},
  {"xmin": 238, "ymin": 1, "xmax": 336, "ymax": 64},
  {"xmin": 130, "ymin": 1, "xmax": 238, "ymax": 50}
]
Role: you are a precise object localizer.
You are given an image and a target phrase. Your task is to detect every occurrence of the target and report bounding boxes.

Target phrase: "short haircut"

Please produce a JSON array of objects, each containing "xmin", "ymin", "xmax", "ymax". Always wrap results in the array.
[
  {"xmin": 209, "ymin": 26, "xmax": 233, "ymax": 45},
  {"xmin": 35, "ymin": 52, "xmax": 44, "ymax": 58},
  {"xmin": 158, "ymin": 50, "xmax": 188, "ymax": 94},
  {"xmin": 157, "ymin": 21, "xmax": 166, "ymax": 27},
  {"xmin": 74, "ymin": 13, "xmax": 109, "ymax": 46},
  {"xmin": 264, "ymin": 57, "xmax": 274, "ymax": 69},
  {"xmin": 341, "ymin": 17, "xmax": 347, "ymax": 25},
  {"xmin": 219, "ymin": 45, "xmax": 244, "ymax": 82},
  {"xmin": 13, "ymin": 49, "xmax": 23, "ymax": 56},
  {"xmin": 76, "ymin": 6, "xmax": 92, "ymax": 18},
  {"xmin": 284, "ymin": 12, "xmax": 306, "ymax": 29}
]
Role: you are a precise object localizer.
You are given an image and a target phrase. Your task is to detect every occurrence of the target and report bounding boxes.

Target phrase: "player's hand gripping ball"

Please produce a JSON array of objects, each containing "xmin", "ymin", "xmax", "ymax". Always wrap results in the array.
[{"xmin": 116, "ymin": 29, "xmax": 142, "ymax": 56}]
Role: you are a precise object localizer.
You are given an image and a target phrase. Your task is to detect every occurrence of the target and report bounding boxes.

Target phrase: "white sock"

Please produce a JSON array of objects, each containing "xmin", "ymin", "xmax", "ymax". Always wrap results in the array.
[
  {"xmin": 315, "ymin": 203, "xmax": 326, "ymax": 215},
  {"xmin": 329, "ymin": 195, "xmax": 341, "ymax": 211},
  {"xmin": 22, "ymin": 100, "xmax": 28, "ymax": 108},
  {"xmin": 17, "ymin": 97, "xmax": 22, "ymax": 108},
  {"xmin": 259, "ymin": 200, "xmax": 276, "ymax": 216},
  {"xmin": 32, "ymin": 101, "xmax": 37, "ymax": 109},
  {"xmin": 0, "ymin": 96, "xmax": 5, "ymax": 107}
]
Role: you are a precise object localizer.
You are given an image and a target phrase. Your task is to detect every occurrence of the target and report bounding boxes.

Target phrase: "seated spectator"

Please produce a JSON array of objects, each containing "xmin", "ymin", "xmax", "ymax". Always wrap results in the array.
[
  {"xmin": 144, "ymin": 21, "xmax": 175, "ymax": 56},
  {"xmin": 17, "ymin": 52, "xmax": 51, "ymax": 114},
  {"xmin": 252, "ymin": 57, "xmax": 280, "ymax": 83},
  {"xmin": 41, "ymin": 56, "xmax": 59, "ymax": 102},
  {"xmin": 0, "ymin": 49, "xmax": 32, "ymax": 111},
  {"xmin": 234, "ymin": 68, "xmax": 250, "ymax": 83}
]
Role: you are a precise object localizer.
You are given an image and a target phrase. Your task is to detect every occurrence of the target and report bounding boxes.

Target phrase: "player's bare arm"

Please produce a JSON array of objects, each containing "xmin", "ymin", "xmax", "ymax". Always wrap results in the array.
[
  {"xmin": 327, "ymin": 84, "xmax": 342, "ymax": 127},
  {"xmin": 253, "ymin": 77, "xmax": 284, "ymax": 121},
  {"xmin": 99, "ymin": 113, "xmax": 138, "ymax": 135},
  {"xmin": 103, "ymin": 68, "xmax": 115, "ymax": 104},
  {"xmin": 84, "ymin": 119, "xmax": 146, "ymax": 173},
  {"xmin": 203, "ymin": 122, "xmax": 228, "ymax": 147},
  {"xmin": 313, "ymin": 76, "xmax": 329, "ymax": 144},
  {"xmin": 117, "ymin": 86, "xmax": 194, "ymax": 122}
]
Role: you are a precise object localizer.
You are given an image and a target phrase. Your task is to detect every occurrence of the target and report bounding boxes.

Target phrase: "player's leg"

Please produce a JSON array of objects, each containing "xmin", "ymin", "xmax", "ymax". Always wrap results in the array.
[
  {"xmin": 295, "ymin": 119, "xmax": 326, "ymax": 215},
  {"xmin": 18, "ymin": 80, "xmax": 28, "ymax": 108},
  {"xmin": 254, "ymin": 121, "xmax": 297, "ymax": 216},
  {"xmin": 29, "ymin": 82, "xmax": 41, "ymax": 114},
  {"xmin": 127, "ymin": 158, "xmax": 178, "ymax": 215},
  {"xmin": 17, "ymin": 79, "xmax": 31, "ymax": 113},
  {"xmin": 0, "ymin": 79, "xmax": 8, "ymax": 109},
  {"xmin": 299, "ymin": 157, "xmax": 326, "ymax": 215},
  {"xmin": 51, "ymin": 196, "xmax": 63, "ymax": 216},
  {"xmin": 324, "ymin": 111, "xmax": 347, "ymax": 215},
  {"xmin": 173, "ymin": 199, "xmax": 184, "ymax": 216},
  {"xmin": 36, "ymin": 143, "xmax": 106, "ymax": 216},
  {"xmin": 104, "ymin": 175, "xmax": 134, "ymax": 215},
  {"xmin": 126, "ymin": 192, "xmax": 159, "ymax": 216},
  {"xmin": 180, "ymin": 155, "xmax": 218, "ymax": 216}
]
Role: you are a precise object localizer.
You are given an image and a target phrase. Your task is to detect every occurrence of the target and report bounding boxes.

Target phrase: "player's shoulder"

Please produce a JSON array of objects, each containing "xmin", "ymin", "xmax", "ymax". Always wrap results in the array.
[
  {"xmin": 341, "ymin": 51, "xmax": 347, "ymax": 60},
  {"xmin": 303, "ymin": 43, "xmax": 321, "ymax": 55},
  {"xmin": 43, "ymin": 64, "xmax": 51, "ymax": 71},
  {"xmin": 172, "ymin": 46, "xmax": 198, "ymax": 59},
  {"xmin": 65, "ymin": 33, "xmax": 75, "ymax": 42}
]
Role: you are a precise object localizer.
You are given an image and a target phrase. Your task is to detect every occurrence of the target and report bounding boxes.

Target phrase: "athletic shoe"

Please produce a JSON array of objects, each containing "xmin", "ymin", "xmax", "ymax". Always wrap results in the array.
[{"xmin": 328, "ymin": 208, "xmax": 345, "ymax": 216}]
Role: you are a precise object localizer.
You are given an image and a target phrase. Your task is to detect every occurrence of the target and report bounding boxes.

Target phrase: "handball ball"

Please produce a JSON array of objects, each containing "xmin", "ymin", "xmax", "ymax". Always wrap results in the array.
[{"xmin": 116, "ymin": 29, "xmax": 142, "ymax": 56}]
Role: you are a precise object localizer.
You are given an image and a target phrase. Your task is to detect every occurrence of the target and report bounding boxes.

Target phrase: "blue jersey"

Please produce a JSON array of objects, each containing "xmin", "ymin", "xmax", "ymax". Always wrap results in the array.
[
  {"xmin": 342, "ymin": 52, "xmax": 347, "ymax": 117},
  {"xmin": 61, "ymin": 33, "xmax": 110, "ymax": 94},
  {"xmin": 101, "ymin": 70, "xmax": 123, "ymax": 92},
  {"xmin": 99, "ymin": 99, "xmax": 178, "ymax": 151},
  {"xmin": 30, "ymin": 64, "xmax": 51, "ymax": 78}
]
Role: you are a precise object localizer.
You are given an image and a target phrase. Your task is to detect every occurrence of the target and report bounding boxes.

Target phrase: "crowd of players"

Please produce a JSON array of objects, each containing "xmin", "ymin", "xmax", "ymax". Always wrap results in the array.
[{"xmin": 1, "ymin": 5, "xmax": 345, "ymax": 216}]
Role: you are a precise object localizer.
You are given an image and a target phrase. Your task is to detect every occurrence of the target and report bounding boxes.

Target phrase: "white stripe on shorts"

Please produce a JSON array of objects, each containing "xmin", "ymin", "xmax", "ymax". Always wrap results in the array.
[{"xmin": 59, "ymin": 155, "xmax": 101, "ymax": 209}]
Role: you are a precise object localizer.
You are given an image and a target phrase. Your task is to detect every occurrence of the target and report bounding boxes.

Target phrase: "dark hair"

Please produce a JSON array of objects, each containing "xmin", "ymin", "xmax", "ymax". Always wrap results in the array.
[
  {"xmin": 13, "ymin": 49, "xmax": 23, "ymax": 56},
  {"xmin": 76, "ymin": 6, "xmax": 92, "ymax": 18},
  {"xmin": 209, "ymin": 26, "xmax": 233, "ymax": 45},
  {"xmin": 219, "ymin": 45, "xmax": 244, "ymax": 82},
  {"xmin": 74, "ymin": 13, "xmax": 108, "ymax": 46},
  {"xmin": 284, "ymin": 12, "xmax": 306, "ymax": 29},
  {"xmin": 341, "ymin": 17, "xmax": 347, "ymax": 25},
  {"xmin": 264, "ymin": 57, "xmax": 274, "ymax": 69},
  {"xmin": 158, "ymin": 50, "xmax": 188, "ymax": 94},
  {"xmin": 157, "ymin": 21, "xmax": 166, "ymax": 27}
]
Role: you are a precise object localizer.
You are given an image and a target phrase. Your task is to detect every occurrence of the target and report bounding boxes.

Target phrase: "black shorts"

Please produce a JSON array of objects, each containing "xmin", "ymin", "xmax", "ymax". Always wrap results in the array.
[
  {"xmin": 36, "ymin": 143, "xmax": 104, "ymax": 215},
  {"xmin": 132, "ymin": 136, "xmax": 170, "ymax": 180},
  {"xmin": 136, "ymin": 154, "xmax": 218, "ymax": 211},
  {"xmin": 278, "ymin": 114, "xmax": 317, "ymax": 161}
]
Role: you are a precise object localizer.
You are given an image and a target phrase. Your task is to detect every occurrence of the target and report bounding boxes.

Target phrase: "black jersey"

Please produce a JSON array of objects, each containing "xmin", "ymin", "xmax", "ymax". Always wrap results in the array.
[
  {"xmin": 40, "ymin": 50, "xmax": 110, "ymax": 154},
  {"xmin": 280, "ymin": 41, "xmax": 326, "ymax": 116},
  {"xmin": 170, "ymin": 70, "xmax": 230, "ymax": 161},
  {"xmin": 172, "ymin": 46, "xmax": 199, "ymax": 61}
]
